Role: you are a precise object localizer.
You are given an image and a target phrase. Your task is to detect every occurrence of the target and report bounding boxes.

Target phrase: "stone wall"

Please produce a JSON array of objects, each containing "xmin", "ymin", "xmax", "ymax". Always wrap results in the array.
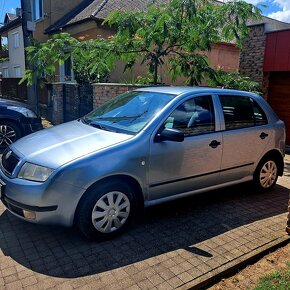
[
  {"xmin": 239, "ymin": 24, "xmax": 266, "ymax": 90},
  {"xmin": 50, "ymin": 83, "xmax": 65, "ymax": 125},
  {"xmin": 92, "ymin": 83, "xmax": 149, "ymax": 108},
  {"xmin": 48, "ymin": 83, "xmax": 150, "ymax": 124}
]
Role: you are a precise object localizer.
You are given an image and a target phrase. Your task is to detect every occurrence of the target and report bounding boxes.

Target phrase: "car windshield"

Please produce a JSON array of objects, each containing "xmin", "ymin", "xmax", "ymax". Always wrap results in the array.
[{"xmin": 83, "ymin": 91, "xmax": 176, "ymax": 134}]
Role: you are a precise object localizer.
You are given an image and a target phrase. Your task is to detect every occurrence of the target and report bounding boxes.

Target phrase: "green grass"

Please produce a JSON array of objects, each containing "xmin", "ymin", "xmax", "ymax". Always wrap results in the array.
[{"xmin": 254, "ymin": 263, "xmax": 290, "ymax": 290}]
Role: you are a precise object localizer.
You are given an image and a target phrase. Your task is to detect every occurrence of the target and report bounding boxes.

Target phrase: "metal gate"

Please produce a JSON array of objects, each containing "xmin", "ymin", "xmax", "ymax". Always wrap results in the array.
[{"xmin": 63, "ymin": 84, "xmax": 93, "ymax": 122}]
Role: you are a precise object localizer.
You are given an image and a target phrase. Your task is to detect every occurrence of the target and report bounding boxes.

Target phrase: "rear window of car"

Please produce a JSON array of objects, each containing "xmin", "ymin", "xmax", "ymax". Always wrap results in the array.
[{"xmin": 219, "ymin": 95, "xmax": 268, "ymax": 130}]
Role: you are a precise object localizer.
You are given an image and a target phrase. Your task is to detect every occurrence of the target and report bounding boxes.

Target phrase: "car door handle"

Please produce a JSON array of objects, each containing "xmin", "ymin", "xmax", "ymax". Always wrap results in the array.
[
  {"xmin": 259, "ymin": 132, "xmax": 268, "ymax": 140},
  {"xmin": 209, "ymin": 140, "xmax": 221, "ymax": 148}
]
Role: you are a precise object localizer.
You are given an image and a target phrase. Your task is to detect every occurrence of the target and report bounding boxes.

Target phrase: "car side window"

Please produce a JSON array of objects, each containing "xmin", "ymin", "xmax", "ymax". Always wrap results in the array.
[
  {"xmin": 164, "ymin": 95, "xmax": 215, "ymax": 137},
  {"xmin": 252, "ymin": 100, "xmax": 268, "ymax": 126},
  {"xmin": 219, "ymin": 95, "xmax": 255, "ymax": 130}
]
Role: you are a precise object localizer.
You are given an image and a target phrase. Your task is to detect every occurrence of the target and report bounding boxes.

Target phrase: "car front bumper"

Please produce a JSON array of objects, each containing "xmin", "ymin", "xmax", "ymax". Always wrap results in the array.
[{"xmin": 0, "ymin": 169, "xmax": 85, "ymax": 227}]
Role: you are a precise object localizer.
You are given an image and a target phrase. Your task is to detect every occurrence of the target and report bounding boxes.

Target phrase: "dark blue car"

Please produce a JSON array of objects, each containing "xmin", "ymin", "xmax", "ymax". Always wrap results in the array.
[{"xmin": 0, "ymin": 98, "xmax": 42, "ymax": 148}]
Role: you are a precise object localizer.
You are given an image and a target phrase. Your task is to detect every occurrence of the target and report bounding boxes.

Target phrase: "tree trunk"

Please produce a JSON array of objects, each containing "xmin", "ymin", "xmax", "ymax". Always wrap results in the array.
[{"xmin": 153, "ymin": 59, "xmax": 158, "ymax": 85}]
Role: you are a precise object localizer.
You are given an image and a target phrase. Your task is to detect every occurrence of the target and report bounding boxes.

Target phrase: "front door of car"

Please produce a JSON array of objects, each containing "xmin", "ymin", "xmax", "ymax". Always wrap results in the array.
[
  {"xmin": 217, "ymin": 95, "xmax": 273, "ymax": 183},
  {"xmin": 148, "ymin": 95, "xmax": 223, "ymax": 202}
]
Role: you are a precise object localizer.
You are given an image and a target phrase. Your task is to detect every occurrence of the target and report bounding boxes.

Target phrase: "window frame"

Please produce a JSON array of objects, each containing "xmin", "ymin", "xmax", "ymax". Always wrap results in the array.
[
  {"xmin": 158, "ymin": 94, "xmax": 217, "ymax": 138},
  {"xmin": 31, "ymin": 0, "xmax": 44, "ymax": 22},
  {"xmin": 217, "ymin": 94, "xmax": 269, "ymax": 131},
  {"xmin": 13, "ymin": 66, "xmax": 21, "ymax": 78},
  {"xmin": 2, "ymin": 67, "xmax": 9, "ymax": 78},
  {"xmin": 12, "ymin": 32, "xmax": 20, "ymax": 49}
]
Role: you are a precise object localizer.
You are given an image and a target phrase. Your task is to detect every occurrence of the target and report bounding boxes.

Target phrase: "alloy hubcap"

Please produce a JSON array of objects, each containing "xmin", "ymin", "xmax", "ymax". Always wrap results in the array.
[
  {"xmin": 91, "ymin": 191, "xmax": 130, "ymax": 233},
  {"xmin": 0, "ymin": 125, "xmax": 16, "ymax": 146},
  {"xmin": 259, "ymin": 160, "xmax": 277, "ymax": 188}
]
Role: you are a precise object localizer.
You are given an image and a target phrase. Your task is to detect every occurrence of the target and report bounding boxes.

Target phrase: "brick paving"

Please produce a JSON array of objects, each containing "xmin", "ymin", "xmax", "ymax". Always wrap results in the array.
[{"xmin": 0, "ymin": 155, "xmax": 289, "ymax": 289}]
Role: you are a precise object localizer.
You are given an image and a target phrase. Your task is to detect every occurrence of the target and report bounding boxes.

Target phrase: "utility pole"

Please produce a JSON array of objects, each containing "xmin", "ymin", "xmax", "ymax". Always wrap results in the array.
[{"xmin": 20, "ymin": 0, "xmax": 39, "ymax": 113}]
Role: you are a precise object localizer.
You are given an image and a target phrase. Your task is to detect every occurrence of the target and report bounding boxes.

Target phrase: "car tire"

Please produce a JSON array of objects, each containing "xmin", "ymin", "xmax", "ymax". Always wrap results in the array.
[
  {"xmin": 0, "ymin": 121, "xmax": 22, "ymax": 149},
  {"xmin": 254, "ymin": 157, "xmax": 279, "ymax": 192},
  {"xmin": 75, "ymin": 180, "xmax": 136, "ymax": 241}
]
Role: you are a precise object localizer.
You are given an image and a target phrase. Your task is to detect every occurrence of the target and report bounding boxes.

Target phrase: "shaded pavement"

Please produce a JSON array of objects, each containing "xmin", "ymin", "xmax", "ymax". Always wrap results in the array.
[{"xmin": 0, "ymin": 156, "xmax": 289, "ymax": 289}]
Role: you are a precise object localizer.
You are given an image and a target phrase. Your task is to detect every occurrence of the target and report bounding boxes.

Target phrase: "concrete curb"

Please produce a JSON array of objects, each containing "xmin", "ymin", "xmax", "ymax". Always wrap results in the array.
[{"xmin": 179, "ymin": 235, "xmax": 290, "ymax": 290}]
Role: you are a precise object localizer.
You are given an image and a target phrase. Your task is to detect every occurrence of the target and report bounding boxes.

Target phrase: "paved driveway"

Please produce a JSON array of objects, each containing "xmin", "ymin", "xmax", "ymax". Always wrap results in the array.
[{"xmin": 0, "ymin": 156, "xmax": 289, "ymax": 289}]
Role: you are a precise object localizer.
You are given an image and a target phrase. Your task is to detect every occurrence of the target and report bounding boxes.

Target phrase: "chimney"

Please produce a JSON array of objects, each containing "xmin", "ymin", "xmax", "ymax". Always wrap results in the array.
[{"xmin": 16, "ymin": 8, "xmax": 22, "ymax": 17}]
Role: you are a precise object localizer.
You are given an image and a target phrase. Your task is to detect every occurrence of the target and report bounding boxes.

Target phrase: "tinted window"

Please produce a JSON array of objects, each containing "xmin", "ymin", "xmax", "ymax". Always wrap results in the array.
[
  {"xmin": 164, "ymin": 95, "xmax": 215, "ymax": 137},
  {"xmin": 253, "ymin": 100, "xmax": 268, "ymax": 126},
  {"xmin": 219, "ymin": 95, "xmax": 255, "ymax": 130}
]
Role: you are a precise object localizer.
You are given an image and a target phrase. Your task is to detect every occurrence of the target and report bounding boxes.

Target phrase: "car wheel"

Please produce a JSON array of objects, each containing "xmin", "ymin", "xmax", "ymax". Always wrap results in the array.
[
  {"xmin": 0, "ymin": 121, "xmax": 22, "ymax": 149},
  {"xmin": 254, "ymin": 157, "xmax": 279, "ymax": 192},
  {"xmin": 75, "ymin": 180, "xmax": 136, "ymax": 241}
]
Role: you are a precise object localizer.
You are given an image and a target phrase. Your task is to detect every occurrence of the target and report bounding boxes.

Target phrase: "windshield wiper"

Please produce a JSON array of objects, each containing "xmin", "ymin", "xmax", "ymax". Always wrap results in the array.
[
  {"xmin": 89, "ymin": 122, "xmax": 117, "ymax": 132},
  {"xmin": 93, "ymin": 111, "xmax": 148, "ymax": 123}
]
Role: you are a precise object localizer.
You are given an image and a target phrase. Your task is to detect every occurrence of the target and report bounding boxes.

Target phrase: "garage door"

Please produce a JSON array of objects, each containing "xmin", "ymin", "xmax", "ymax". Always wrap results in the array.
[{"xmin": 267, "ymin": 72, "xmax": 290, "ymax": 145}]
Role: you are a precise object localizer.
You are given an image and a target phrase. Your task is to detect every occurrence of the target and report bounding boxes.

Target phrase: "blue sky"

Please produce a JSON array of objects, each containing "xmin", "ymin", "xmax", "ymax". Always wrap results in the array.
[
  {"xmin": 0, "ymin": 0, "xmax": 290, "ymax": 24},
  {"xmin": 0, "ymin": 0, "xmax": 20, "ymax": 24}
]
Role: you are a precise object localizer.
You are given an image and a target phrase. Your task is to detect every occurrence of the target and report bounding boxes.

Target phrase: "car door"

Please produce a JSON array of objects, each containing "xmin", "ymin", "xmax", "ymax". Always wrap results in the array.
[
  {"xmin": 148, "ymin": 94, "xmax": 223, "ymax": 202},
  {"xmin": 217, "ymin": 94, "xmax": 272, "ymax": 183}
]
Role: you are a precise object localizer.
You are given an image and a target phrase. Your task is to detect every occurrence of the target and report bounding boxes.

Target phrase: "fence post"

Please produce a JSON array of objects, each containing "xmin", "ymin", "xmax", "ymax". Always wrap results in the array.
[{"xmin": 0, "ymin": 72, "xmax": 2, "ymax": 97}]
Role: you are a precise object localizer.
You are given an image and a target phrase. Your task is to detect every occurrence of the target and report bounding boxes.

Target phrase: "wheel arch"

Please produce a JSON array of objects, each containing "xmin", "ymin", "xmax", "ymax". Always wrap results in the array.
[
  {"xmin": 73, "ymin": 174, "xmax": 145, "ymax": 225},
  {"xmin": 256, "ymin": 149, "xmax": 284, "ymax": 176},
  {"xmin": 0, "ymin": 117, "xmax": 23, "ymax": 135}
]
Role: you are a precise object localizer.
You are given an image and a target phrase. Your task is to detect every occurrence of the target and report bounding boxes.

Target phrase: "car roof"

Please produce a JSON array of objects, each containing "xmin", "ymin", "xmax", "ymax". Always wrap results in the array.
[{"xmin": 135, "ymin": 86, "xmax": 257, "ymax": 97}]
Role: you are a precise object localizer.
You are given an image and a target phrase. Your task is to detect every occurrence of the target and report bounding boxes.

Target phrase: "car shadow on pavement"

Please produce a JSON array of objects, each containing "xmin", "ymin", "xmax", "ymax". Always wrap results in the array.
[{"xmin": 0, "ymin": 182, "xmax": 288, "ymax": 278}]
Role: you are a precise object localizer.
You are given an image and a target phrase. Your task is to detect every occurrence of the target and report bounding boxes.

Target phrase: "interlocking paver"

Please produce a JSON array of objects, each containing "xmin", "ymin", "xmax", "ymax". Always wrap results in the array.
[{"xmin": 0, "ymin": 155, "xmax": 289, "ymax": 289}]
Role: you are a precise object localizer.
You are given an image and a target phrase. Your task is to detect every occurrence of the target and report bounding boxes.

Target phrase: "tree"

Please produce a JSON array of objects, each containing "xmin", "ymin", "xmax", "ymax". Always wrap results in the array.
[
  {"xmin": 209, "ymin": 70, "xmax": 261, "ymax": 93},
  {"xmin": 21, "ymin": 0, "xmax": 263, "ymax": 86},
  {"xmin": 104, "ymin": 0, "xmax": 262, "ymax": 85},
  {"xmin": 21, "ymin": 33, "xmax": 116, "ymax": 86}
]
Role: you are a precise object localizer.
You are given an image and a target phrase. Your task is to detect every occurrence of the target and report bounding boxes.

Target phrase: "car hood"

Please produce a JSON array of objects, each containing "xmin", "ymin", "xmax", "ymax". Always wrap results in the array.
[{"xmin": 11, "ymin": 120, "xmax": 133, "ymax": 169}]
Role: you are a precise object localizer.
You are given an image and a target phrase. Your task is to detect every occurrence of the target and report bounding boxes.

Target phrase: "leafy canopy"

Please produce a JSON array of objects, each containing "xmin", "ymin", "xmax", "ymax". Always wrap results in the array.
[
  {"xmin": 104, "ymin": 0, "xmax": 262, "ymax": 85},
  {"xmin": 21, "ymin": 0, "xmax": 262, "ymax": 86}
]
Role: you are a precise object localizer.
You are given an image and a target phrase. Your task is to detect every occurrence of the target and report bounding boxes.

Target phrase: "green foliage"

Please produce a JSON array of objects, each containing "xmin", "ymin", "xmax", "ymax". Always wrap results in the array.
[
  {"xmin": 254, "ymin": 267, "xmax": 290, "ymax": 290},
  {"xmin": 123, "ymin": 72, "xmax": 161, "ymax": 85},
  {"xmin": 105, "ymin": 0, "xmax": 262, "ymax": 84},
  {"xmin": 209, "ymin": 70, "xmax": 261, "ymax": 93},
  {"xmin": 21, "ymin": 1, "xmax": 262, "ymax": 86},
  {"xmin": 20, "ymin": 33, "xmax": 116, "ymax": 86},
  {"xmin": 0, "ymin": 42, "xmax": 9, "ymax": 63}
]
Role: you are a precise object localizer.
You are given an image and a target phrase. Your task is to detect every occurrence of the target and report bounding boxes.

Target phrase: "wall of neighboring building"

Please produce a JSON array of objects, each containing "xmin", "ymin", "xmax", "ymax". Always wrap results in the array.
[
  {"xmin": 64, "ymin": 21, "xmax": 115, "ymax": 40},
  {"xmin": 239, "ymin": 24, "xmax": 266, "ymax": 89},
  {"xmin": 0, "ymin": 25, "xmax": 25, "ymax": 78},
  {"xmin": 33, "ymin": 0, "xmax": 82, "ymax": 42},
  {"xmin": 108, "ymin": 42, "xmax": 240, "ymax": 85}
]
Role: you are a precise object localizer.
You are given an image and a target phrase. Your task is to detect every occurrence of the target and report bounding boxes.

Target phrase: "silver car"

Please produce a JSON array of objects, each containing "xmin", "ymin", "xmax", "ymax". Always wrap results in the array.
[{"xmin": 0, "ymin": 87, "xmax": 286, "ymax": 240}]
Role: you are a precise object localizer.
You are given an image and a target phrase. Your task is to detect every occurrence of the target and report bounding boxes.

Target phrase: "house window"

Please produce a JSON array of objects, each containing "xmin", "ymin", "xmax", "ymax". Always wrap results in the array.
[
  {"xmin": 2, "ymin": 67, "xmax": 9, "ymax": 78},
  {"xmin": 59, "ymin": 57, "xmax": 74, "ymax": 82},
  {"xmin": 31, "ymin": 0, "xmax": 44, "ymax": 21},
  {"xmin": 14, "ymin": 66, "xmax": 21, "ymax": 78},
  {"xmin": 12, "ymin": 32, "xmax": 20, "ymax": 48}
]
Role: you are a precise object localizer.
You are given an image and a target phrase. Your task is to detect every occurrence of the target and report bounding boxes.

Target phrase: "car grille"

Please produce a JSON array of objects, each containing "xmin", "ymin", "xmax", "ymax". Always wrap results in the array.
[{"xmin": 1, "ymin": 148, "xmax": 20, "ymax": 175}]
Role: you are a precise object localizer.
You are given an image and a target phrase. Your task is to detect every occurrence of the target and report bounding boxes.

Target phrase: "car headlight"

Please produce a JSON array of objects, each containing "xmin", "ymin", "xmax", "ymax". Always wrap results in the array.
[
  {"xmin": 18, "ymin": 162, "xmax": 54, "ymax": 182},
  {"xmin": 7, "ymin": 106, "xmax": 38, "ymax": 118}
]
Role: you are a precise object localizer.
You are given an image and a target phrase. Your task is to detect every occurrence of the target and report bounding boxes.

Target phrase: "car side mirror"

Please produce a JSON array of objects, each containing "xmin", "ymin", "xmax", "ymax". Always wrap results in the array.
[{"xmin": 155, "ymin": 128, "xmax": 184, "ymax": 143}]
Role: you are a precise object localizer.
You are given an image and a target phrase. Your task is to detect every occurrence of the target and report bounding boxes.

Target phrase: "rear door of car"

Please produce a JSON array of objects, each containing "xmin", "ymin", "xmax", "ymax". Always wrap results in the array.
[
  {"xmin": 217, "ymin": 94, "xmax": 272, "ymax": 183},
  {"xmin": 148, "ymin": 94, "xmax": 223, "ymax": 202}
]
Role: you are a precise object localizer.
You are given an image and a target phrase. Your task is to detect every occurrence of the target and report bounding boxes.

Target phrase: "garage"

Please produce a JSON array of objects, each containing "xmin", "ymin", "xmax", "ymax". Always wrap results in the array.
[
  {"xmin": 264, "ymin": 29, "xmax": 290, "ymax": 146},
  {"xmin": 267, "ymin": 72, "xmax": 290, "ymax": 145}
]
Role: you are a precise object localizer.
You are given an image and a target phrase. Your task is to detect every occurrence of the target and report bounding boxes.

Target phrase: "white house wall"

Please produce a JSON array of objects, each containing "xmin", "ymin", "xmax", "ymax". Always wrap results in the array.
[{"xmin": 0, "ymin": 25, "xmax": 25, "ymax": 78}]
